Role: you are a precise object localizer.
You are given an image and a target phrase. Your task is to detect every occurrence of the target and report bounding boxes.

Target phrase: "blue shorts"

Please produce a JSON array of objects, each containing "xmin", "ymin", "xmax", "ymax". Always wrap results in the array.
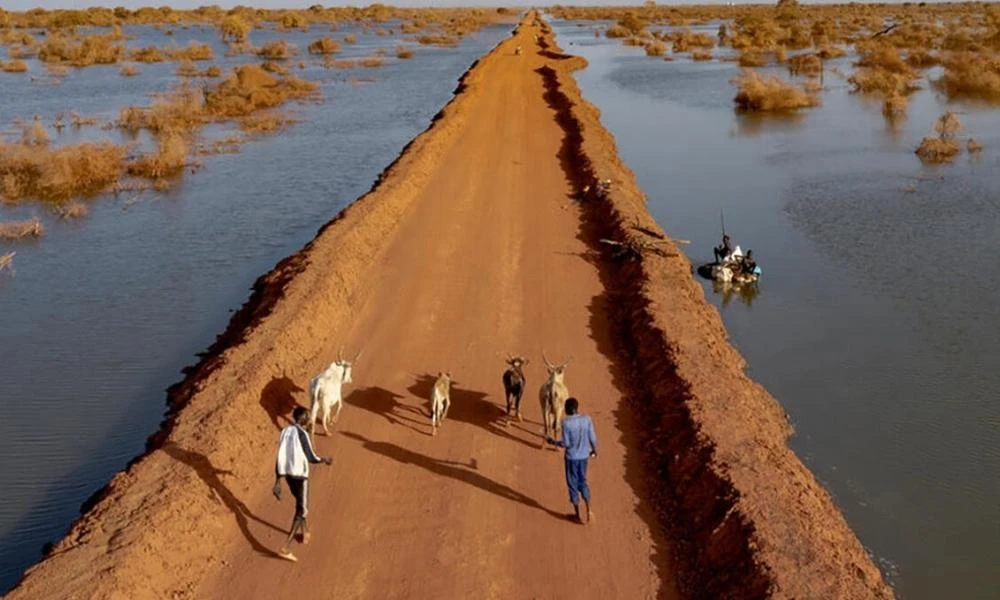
[{"xmin": 564, "ymin": 458, "xmax": 591, "ymax": 505}]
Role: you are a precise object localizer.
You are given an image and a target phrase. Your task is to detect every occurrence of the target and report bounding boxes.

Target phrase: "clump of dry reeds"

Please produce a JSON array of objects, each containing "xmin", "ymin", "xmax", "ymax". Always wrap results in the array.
[
  {"xmin": 127, "ymin": 132, "xmax": 188, "ymax": 179},
  {"xmin": 0, "ymin": 138, "xmax": 126, "ymax": 201},
  {"xmin": 170, "ymin": 42, "xmax": 213, "ymax": 61},
  {"xmin": 738, "ymin": 51, "xmax": 768, "ymax": 67},
  {"xmin": 733, "ymin": 69, "xmax": 818, "ymax": 111},
  {"xmin": 238, "ymin": 113, "xmax": 296, "ymax": 133},
  {"xmin": 220, "ymin": 15, "xmax": 252, "ymax": 44},
  {"xmin": 120, "ymin": 86, "xmax": 204, "ymax": 133},
  {"xmin": 915, "ymin": 112, "xmax": 963, "ymax": 163},
  {"xmin": 396, "ymin": 46, "xmax": 414, "ymax": 59},
  {"xmin": 119, "ymin": 64, "xmax": 139, "ymax": 76},
  {"xmin": 308, "ymin": 37, "xmax": 340, "ymax": 55},
  {"xmin": 38, "ymin": 32, "xmax": 124, "ymax": 66},
  {"xmin": 692, "ymin": 50, "xmax": 712, "ymax": 61},
  {"xmin": 882, "ymin": 94, "xmax": 908, "ymax": 121},
  {"xmin": 203, "ymin": 64, "xmax": 318, "ymax": 117},
  {"xmin": 57, "ymin": 202, "xmax": 88, "ymax": 219},
  {"xmin": 935, "ymin": 53, "xmax": 1000, "ymax": 101},
  {"xmin": 788, "ymin": 53, "xmax": 822, "ymax": 77},
  {"xmin": 967, "ymin": 138, "xmax": 984, "ymax": 153},
  {"xmin": 0, "ymin": 217, "xmax": 44, "ymax": 240},
  {"xmin": 344, "ymin": 34, "xmax": 357, "ymax": 44},
  {"xmin": 359, "ymin": 57, "xmax": 384, "ymax": 68},
  {"xmin": 0, "ymin": 252, "xmax": 14, "ymax": 276},
  {"xmin": 257, "ymin": 40, "xmax": 296, "ymax": 60},
  {"xmin": 1, "ymin": 59, "xmax": 28, "ymax": 73},
  {"xmin": 416, "ymin": 34, "xmax": 457, "ymax": 46},
  {"xmin": 130, "ymin": 46, "xmax": 167, "ymax": 63},
  {"xmin": 644, "ymin": 40, "xmax": 666, "ymax": 57}
]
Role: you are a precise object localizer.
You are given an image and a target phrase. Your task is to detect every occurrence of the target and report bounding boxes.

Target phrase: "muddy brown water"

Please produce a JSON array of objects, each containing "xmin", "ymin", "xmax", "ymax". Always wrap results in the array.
[
  {"xmin": 0, "ymin": 22, "xmax": 511, "ymax": 592},
  {"xmin": 551, "ymin": 18, "xmax": 1000, "ymax": 600}
]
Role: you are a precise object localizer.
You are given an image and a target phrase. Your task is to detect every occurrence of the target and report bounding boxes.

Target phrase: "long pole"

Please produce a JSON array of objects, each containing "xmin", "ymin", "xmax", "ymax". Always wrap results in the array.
[{"xmin": 720, "ymin": 207, "xmax": 726, "ymax": 237}]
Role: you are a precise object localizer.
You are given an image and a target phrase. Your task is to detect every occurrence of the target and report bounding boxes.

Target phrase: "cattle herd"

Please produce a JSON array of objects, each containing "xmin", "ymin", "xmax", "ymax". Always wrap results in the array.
[{"xmin": 307, "ymin": 351, "xmax": 573, "ymax": 445}]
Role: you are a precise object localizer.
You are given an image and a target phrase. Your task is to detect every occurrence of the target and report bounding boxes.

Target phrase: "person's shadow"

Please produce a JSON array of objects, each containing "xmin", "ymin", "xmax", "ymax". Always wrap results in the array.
[
  {"xmin": 341, "ymin": 431, "xmax": 568, "ymax": 521},
  {"xmin": 259, "ymin": 376, "xmax": 304, "ymax": 430},
  {"xmin": 162, "ymin": 442, "xmax": 285, "ymax": 558},
  {"xmin": 406, "ymin": 373, "xmax": 543, "ymax": 448}
]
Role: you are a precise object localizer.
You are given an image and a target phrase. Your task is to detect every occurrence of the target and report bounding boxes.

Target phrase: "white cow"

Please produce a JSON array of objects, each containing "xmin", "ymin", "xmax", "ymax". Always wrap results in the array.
[{"xmin": 308, "ymin": 349, "xmax": 361, "ymax": 436}]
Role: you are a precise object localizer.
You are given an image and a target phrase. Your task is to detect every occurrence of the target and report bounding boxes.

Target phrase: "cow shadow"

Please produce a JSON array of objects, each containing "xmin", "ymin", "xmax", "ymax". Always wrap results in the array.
[
  {"xmin": 162, "ymin": 443, "xmax": 285, "ymax": 559},
  {"xmin": 343, "ymin": 386, "xmax": 427, "ymax": 435},
  {"xmin": 341, "ymin": 431, "xmax": 568, "ymax": 521},
  {"xmin": 406, "ymin": 374, "xmax": 541, "ymax": 449},
  {"xmin": 259, "ymin": 376, "xmax": 304, "ymax": 430}
]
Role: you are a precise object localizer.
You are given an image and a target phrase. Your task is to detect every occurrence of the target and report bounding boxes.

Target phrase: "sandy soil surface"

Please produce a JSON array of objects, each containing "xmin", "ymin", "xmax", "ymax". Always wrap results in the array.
[{"xmin": 7, "ymin": 13, "xmax": 892, "ymax": 600}]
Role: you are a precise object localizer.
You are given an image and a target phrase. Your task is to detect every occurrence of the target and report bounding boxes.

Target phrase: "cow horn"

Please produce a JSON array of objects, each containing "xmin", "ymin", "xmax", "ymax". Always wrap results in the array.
[
  {"xmin": 542, "ymin": 351, "xmax": 556, "ymax": 370},
  {"xmin": 337, "ymin": 347, "xmax": 344, "ymax": 363}
]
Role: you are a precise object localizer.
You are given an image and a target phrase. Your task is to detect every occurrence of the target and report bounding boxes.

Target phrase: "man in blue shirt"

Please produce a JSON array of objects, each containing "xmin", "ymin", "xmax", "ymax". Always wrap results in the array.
[{"xmin": 546, "ymin": 397, "xmax": 597, "ymax": 524}]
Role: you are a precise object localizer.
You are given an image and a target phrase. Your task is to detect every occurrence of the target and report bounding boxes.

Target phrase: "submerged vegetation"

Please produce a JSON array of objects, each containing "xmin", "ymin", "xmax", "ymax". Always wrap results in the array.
[{"xmin": 733, "ymin": 70, "xmax": 818, "ymax": 111}]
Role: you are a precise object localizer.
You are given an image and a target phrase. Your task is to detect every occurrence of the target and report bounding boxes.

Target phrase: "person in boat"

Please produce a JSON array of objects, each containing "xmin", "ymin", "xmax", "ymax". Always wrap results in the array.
[
  {"xmin": 740, "ymin": 250, "xmax": 758, "ymax": 277},
  {"xmin": 714, "ymin": 234, "xmax": 734, "ymax": 264}
]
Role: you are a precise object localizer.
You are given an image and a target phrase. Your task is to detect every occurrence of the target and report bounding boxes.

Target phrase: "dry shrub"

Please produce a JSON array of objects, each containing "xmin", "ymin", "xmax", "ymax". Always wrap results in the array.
[
  {"xmin": 849, "ymin": 69, "xmax": 920, "ymax": 96},
  {"xmin": 692, "ymin": 50, "xmax": 712, "ymax": 61},
  {"xmin": 257, "ymin": 40, "xmax": 295, "ymax": 60},
  {"xmin": 120, "ymin": 86, "xmax": 204, "ymax": 133},
  {"xmin": 325, "ymin": 58, "xmax": 356, "ymax": 69},
  {"xmin": 416, "ymin": 34, "xmax": 457, "ymax": 46},
  {"xmin": 127, "ymin": 132, "xmax": 187, "ymax": 179},
  {"xmin": 261, "ymin": 61, "xmax": 290, "ymax": 75},
  {"xmin": 915, "ymin": 112, "xmax": 964, "ymax": 163},
  {"xmin": 359, "ymin": 57, "xmax": 383, "ymax": 68},
  {"xmin": 738, "ymin": 51, "xmax": 768, "ymax": 67},
  {"xmin": 220, "ymin": 15, "xmax": 251, "ymax": 44},
  {"xmin": 645, "ymin": 40, "xmax": 666, "ymax": 57},
  {"xmin": 0, "ymin": 139, "xmax": 126, "ymax": 201},
  {"xmin": 279, "ymin": 11, "xmax": 309, "ymax": 31},
  {"xmin": 70, "ymin": 112, "xmax": 98, "ymax": 127},
  {"xmin": 1, "ymin": 60, "xmax": 28, "ymax": 73},
  {"xmin": 670, "ymin": 29, "xmax": 715, "ymax": 53},
  {"xmin": 0, "ymin": 217, "xmax": 44, "ymax": 240},
  {"xmin": 170, "ymin": 42, "xmax": 213, "ymax": 61},
  {"xmin": 606, "ymin": 24, "xmax": 630, "ymax": 38},
  {"xmin": 176, "ymin": 60, "xmax": 198, "ymax": 77},
  {"xmin": 788, "ymin": 53, "xmax": 822, "ymax": 77},
  {"xmin": 130, "ymin": 46, "xmax": 167, "ymax": 63},
  {"xmin": 855, "ymin": 42, "xmax": 911, "ymax": 75},
  {"xmin": 203, "ymin": 64, "xmax": 318, "ymax": 118},
  {"xmin": 57, "ymin": 202, "xmax": 88, "ymax": 219},
  {"xmin": 396, "ymin": 46, "xmax": 414, "ymax": 59},
  {"xmin": 119, "ymin": 63, "xmax": 139, "ymax": 76},
  {"xmin": 936, "ymin": 53, "xmax": 1000, "ymax": 101},
  {"xmin": 0, "ymin": 252, "xmax": 13, "ymax": 275},
  {"xmin": 22, "ymin": 117, "xmax": 49, "ymax": 146},
  {"xmin": 38, "ymin": 32, "xmax": 124, "ymax": 66},
  {"xmin": 915, "ymin": 137, "xmax": 960, "ymax": 162},
  {"xmin": 344, "ymin": 34, "xmax": 357, "ymax": 44},
  {"xmin": 882, "ymin": 94, "xmax": 908, "ymax": 120},
  {"xmin": 906, "ymin": 49, "xmax": 939, "ymax": 68},
  {"xmin": 733, "ymin": 69, "xmax": 818, "ymax": 111},
  {"xmin": 967, "ymin": 138, "xmax": 983, "ymax": 153},
  {"xmin": 308, "ymin": 37, "xmax": 340, "ymax": 55}
]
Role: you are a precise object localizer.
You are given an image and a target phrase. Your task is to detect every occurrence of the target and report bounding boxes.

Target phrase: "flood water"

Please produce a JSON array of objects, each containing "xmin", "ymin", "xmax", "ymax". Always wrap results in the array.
[
  {"xmin": 0, "ymin": 22, "xmax": 511, "ymax": 592},
  {"xmin": 551, "ymin": 18, "xmax": 1000, "ymax": 600}
]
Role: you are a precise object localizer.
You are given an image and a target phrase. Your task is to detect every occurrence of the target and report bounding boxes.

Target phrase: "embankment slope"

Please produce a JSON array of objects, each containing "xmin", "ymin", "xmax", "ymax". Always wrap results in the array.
[{"xmin": 7, "ymin": 14, "xmax": 891, "ymax": 600}]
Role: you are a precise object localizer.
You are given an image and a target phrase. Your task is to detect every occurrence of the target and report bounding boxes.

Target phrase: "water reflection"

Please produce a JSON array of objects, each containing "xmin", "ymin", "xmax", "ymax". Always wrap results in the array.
[{"xmin": 714, "ymin": 279, "xmax": 760, "ymax": 308}]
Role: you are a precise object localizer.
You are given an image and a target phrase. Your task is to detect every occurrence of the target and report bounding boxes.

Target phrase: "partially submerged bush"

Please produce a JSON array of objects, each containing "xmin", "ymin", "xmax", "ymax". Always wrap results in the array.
[
  {"xmin": 788, "ymin": 53, "xmax": 822, "ymax": 77},
  {"xmin": 359, "ymin": 57, "xmax": 383, "ymax": 68},
  {"xmin": 0, "ymin": 217, "xmax": 44, "ymax": 240},
  {"xmin": 395, "ymin": 46, "xmax": 414, "ymax": 59},
  {"xmin": 38, "ymin": 32, "xmax": 124, "ymax": 66},
  {"xmin": 644, "ymin": 40, "xmax": 666, "ymax": 57},
  {"xmin": 126, "ymin": 132, "xmax": 187, "ymax": 179},
  {"xmin": 308, "ymin": 37, "xmax": 340, "ymax": 55},
  {"xmin": 170, "ymin": 42, "xmax": 213, "ymax": 61},
  {"xmin": 0, "ymin": 139, "xmax": 126, "ymax": 201},
  {"xmin": 257, "ymin": 40, "xmax": 296, "ymax": 60},
  {"xmin": 203, "ymin": 64, "xmax": 318, "ymax": 118},
  {"xmin": 915, "ymin": 112, "xmax": 964, "ymax": 163},
  {"xmin": 220, "ymin": 15, "xmax": 251, "ymax": 44},
  {"xmin": 1, "ymin": 59, "xmax": 28, "ymax": 73},
  {"xmin": 849, "ymin": 68, "xmax": 920, "ymax": 96},
  {"xmin": 119, "ymin": 63, "xmax": 139, "ymax": 76},
  {"xmin": 935, "ymin": 53, "xmax": 1000, "ymax": 101},
  {"xmin": 738, "ymin": 50, "xmax": 768, "ymax": 67},
  {"xmin": 882, "ymin": 93, "xmax": 908, "ymax": 120},
  {"xmin": 416, "ymin": 34, "xmax": 457, "ymax": 46},
  {"xmin": 130, "ymin": 46, "xmax": 167, "ymax": 63},
  {"xmin": 733, "ymin": 69, "xmax": 818, "ymax": 111},
  {"xmin": 692, "ymin": 50, "xmax": 713, "ymax": 61}
]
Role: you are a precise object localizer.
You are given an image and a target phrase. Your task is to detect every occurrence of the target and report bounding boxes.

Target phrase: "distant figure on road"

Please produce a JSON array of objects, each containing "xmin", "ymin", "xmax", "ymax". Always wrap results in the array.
[
  {"xmin": 272, "ymin": 406, "xmax": 332, "ymax": 562},
  {"xmin": 546, "ymin": 397, "xmax": 597, "ymax": 524}
]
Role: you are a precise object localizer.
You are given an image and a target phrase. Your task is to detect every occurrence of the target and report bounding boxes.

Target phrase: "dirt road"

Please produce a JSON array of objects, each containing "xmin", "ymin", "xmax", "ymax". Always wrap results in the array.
[
  {"xmin": 197, "ymin": 22, "xmax": 671, "ymax": 600},
  {"xmin": 8, "ymin": 14, "xmax": 893, "ymax": 600}
]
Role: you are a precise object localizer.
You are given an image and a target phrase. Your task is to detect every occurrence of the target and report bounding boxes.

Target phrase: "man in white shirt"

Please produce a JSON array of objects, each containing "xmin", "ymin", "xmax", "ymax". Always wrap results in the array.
[{"xmin": 273, "ymin": 406, "xmax": 332, "ymax": 562}]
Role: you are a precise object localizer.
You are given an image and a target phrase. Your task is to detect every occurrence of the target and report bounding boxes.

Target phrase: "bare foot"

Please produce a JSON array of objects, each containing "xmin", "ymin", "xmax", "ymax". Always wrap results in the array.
[
  {"xmin": 277, "ymin": 550, "xmax": 298, "ymax": 562},
  {"xmin": 302, "ymin": 532, "xmax": 311, "ymax": 545},
  {"xmin": 587, "ymin": 510, "xmax": 595, "ymax": 524}
]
